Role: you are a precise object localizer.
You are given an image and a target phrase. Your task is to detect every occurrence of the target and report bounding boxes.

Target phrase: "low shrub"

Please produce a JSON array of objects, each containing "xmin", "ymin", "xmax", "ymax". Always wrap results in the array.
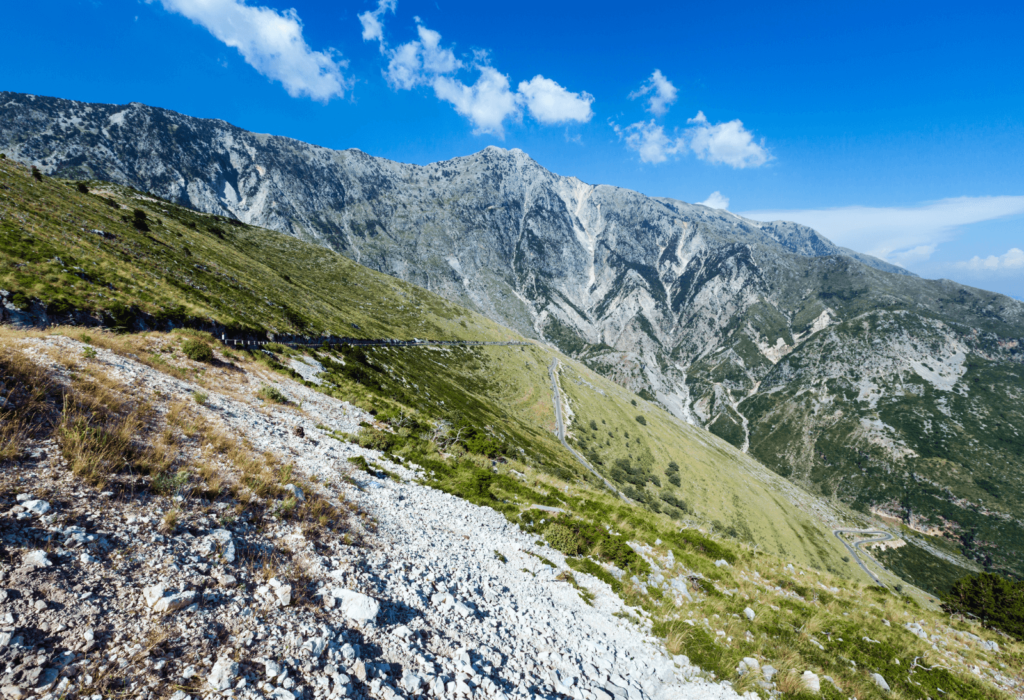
[
  {"xmin": 181, "ymin": 338, "xmax": 213, "ymax": 362},
  {"xmin": 257, "ymin": 385, "xmax": 288, "ymax": 404}
]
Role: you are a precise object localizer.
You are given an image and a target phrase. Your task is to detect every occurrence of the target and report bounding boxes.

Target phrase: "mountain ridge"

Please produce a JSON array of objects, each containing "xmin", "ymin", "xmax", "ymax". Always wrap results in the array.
[{"xmin": 3, "ymin": 91, "xmax": 1023, "ymax": 581}]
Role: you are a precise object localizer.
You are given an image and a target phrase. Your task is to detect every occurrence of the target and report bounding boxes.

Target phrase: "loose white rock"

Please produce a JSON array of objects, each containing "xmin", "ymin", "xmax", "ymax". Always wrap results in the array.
[
  {"xmin": 22, "ymin": 550, "xmax": 52, "ymax": 570},
  {"xmin": 208, "ymin": 658, "xmax": 239, "ymax": 692},
  {"xmin": 801, "ymin": 671, "xmax": 820, "ymax": 693}
]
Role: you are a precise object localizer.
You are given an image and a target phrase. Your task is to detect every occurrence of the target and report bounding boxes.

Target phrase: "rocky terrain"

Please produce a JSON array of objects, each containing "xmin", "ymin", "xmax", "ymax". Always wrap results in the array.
[
  {"xmin": 2, "ymin": 91, "xmax": 1023, "ymax": 582},
  {"xmin": 2, "ymin": 333, "xmax": 750, "ymax": 700},
  {"xmin": 2, "ymin": 329, "xmax": 1021, "ymax": 700}
]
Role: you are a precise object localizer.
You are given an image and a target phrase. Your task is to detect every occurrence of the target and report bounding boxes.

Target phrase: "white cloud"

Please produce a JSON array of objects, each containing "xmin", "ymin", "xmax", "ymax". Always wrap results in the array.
[
  {"xmin": 685, "ymin": 111, "xmax": 770, "ymax": 168},
  {"xmin": 385, "ymin": 24, "xmax": 461, "ymax": 90},
  {"xmin": 741, "ymin": 196, "xmax": 1024, "ymax": 263},
  {"xmin": 358, "ymin": 0, "xmax": 395, "ymax": 47},
  {"xmin": 517, "ymin": 76, "xmax": 593, "ymax": 125},
  {"xmin": 615, "ymin": 120, "xmax": 685, "ymax": 164},
  {"xmin": 433, "ymin": 67, "xmax": 521, "ymax": 137},
  {"xmin": 152, "ymin": 0, "xmax": 349, "ymax": 101},
  {"xmin": 956, "ymin": 247, "xmax": 1024, "ymax": 271},
  {"xmin": 699, "ymin": 191, "xmax": 729, "ymax": 210},
  {"xmin": 383, "ymin": 22, "xmax": 591, "ymax": 137},
  {"xmin": 628, "ymin": 69, "xmax": 677, "ymax": 116}
]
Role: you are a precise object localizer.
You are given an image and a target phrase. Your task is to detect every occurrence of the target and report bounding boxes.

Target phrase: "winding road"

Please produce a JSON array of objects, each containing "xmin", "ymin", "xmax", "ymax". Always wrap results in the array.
[
  {"xmin": 833, "ymin": 529, "xmax": 895, "ymax": 586},
  {"xmin": 548, "ymin": 360, "xmax": 625, "ymax": 499}
]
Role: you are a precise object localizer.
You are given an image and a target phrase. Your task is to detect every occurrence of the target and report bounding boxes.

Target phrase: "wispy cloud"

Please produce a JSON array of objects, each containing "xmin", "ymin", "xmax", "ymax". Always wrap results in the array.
[
  {"xmin": 955, "ymin": 247, "xmax": 1024, "ymax": 271},
  {"xmin": 375, "ymin": 19, "xmax": 592, "ymax": 137},
  {"xmin": 699, "ymin": 191, "xmax": 729, "ymax": 210},
  {"xmin": 741, "ymin": 196, "xmax": 1024, "ymax": 263},
  {"xmin": 151, "ymin": 0, "xmax": 350, "ymax": 101},
  {"xmin": 629, "ymin": 69, "xmax": 677, "ymax": 116},
  {"xmin": 358, "ymin": 0, "xmax": 396, "ymax": 48},
  {"xmin": 612, "ymin": 120, "xmax": 685, "ymax": 164}
]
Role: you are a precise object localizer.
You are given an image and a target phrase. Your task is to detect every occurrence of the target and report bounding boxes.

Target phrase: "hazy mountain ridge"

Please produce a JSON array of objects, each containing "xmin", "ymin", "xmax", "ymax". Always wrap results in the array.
[{"xmin": 3, "ymin": 91, "xmax": 1024, "ymax": 577}]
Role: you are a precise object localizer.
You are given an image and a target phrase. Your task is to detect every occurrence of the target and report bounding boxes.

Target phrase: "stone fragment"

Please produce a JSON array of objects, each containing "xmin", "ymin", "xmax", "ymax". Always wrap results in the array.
[
  {"xmin": 208, "ymin": 658, "xmax": 239, "ymax": 692},
  {"xmin": 168, "ymin": 691, "xmax": 191, "ymax": 700},
  {"xmin": 153, "ymin": 590, "xmax": 198, "ymax": 613},
  {"xmin": 271, "ymin": 688, "xmax": 296, "ymax": 700},
  {"xmin": 269, "ymin": 579, "xmax": 293, "ymax": 607},
  {"xmin": 743, "ymin": 607, "xmax": 755, "ymax": 621},
  {"xmin": 263, "ymin": 660, "xmax": 283, "ymax": 679},
  {"xmin": 801, "ymin": 671, "xmax": 820, "ymax": 694},
  {"xmin": 737, "ymin": 657, "xmax": 760, "ymax": 676},
  {"xmin": 284, "ymin": 484, "xmax": 305, "ymax": 503},
  {"xmin": 871, "ymin": 673, "xmax": 890, "ymax": 692},
  {"xmin": 208, "ymin": 529, "xmax": 236, "ymax": 563},
  {"xmin": 331, "ymin": 588, "xmax": 380, "ymax": 624},
  {"xmin": 22, "ymin": 550, "xmax": 52, "ymax": 570},
  {"xmin": 402, "ymin": 670, "xmax": 425, "ymax": 694},
  {"xmin": 22, "ymin": 500, "xmax": 50, "ymax": 516},
  {"xmin": 143, "ymin": 584, "xmax": 166, "ymax": 607}
]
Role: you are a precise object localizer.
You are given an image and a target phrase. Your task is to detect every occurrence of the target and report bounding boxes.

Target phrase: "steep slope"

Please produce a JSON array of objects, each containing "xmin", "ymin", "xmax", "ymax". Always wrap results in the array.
[
  {"xmin": 2, "ymin": 92, "xmax": 1023, "ymax": 580},
  {"xmin": 3, "ymin": 164, "xmax": 1022, "ymax": 698},
  {"xmin": 0, "ymin": 154, "xmax": 859, "ymax": 580}
]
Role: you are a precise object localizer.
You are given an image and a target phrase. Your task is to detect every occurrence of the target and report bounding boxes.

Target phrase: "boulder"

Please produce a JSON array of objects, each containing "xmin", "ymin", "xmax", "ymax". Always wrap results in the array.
[
  {"xmin": 871, "ymin": 673, "xmax": 890, "ymax": 692},
  {"xmin": 21, "ymin": 500, "xmax": 50, "ymax": 516},
  {"xmin": 22, "ymin": 550, "xmax": 52, "ymax": 570},
  {"xmin": 208, "ymin": 658, "xmax": 239, "ymax": 692},
  {"xmin": 331, "ymin": 588, "xmax": 380, "ymax": 624},
  {"xmin": 153, "ymin": 591, "xmax": 197, "ymax": 613},
  {"xmin": 800, "ymin": 671, "xmax": 820, "ymax": 693}
]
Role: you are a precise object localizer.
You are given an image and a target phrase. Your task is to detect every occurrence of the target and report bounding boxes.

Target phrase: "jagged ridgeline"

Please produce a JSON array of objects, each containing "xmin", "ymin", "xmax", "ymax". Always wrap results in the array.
[
  {"xmin": 2, "ymin": 92, "xmax": 1023, "ymax": 583},
  {"xmin": 0, "ymin": 156, "xmax": 857, "ymax": 579}
]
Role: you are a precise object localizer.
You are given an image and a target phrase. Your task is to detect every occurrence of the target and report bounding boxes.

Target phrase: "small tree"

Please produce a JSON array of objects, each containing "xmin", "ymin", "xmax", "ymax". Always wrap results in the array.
[
  {"xmin": 30, "ymin": 166, "xmax": 42, "ymax": 182},
  {"xmin": 76, "ymin": 182, "xmax": 89, "ymax": 194},
  {"xmin": 131, "ymin": 208, "xmax": 149, "ymax": 232}
]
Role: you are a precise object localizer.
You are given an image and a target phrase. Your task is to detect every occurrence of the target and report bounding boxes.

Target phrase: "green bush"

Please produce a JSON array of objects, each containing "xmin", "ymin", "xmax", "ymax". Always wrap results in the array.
[
  {"xmin": 635, "ymin": 415, "xmax": 647, "ymax": 425},
  {"xmin": 357, "ymin": 428, "xmax": 397, "ymax": 453},
  {"xmin": 193, "ymin": 391, "xmax": 208, "ymax": 405},
  {"xmin": 667, "ymin": 473, "xmax": 681, "ymax": 487},
  {"xmin": 31, "ymin": 166, "xmax": 42, "ymax": 182},
  {"xmin": 181, "ymin": 338, "xmax": 213, "ymax": 362},
  {"xmin": 257, "ymin": 385, "xmax": 288, "ymax": 404},
  {"xmin": 76, "ymin": 182, "xmax": 89, "ymax": 194},
  {"xmin": 943, "ymin": 572, "xmax": 1024, "ymax": 640},
  {"xmin": 545, "ymin": 523, "xmax": 582, "ymax": 556}
]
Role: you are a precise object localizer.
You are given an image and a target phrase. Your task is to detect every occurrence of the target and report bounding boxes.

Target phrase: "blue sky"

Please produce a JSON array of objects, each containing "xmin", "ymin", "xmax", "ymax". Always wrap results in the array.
[{"xmin": 3, "ymin": 0, "xmax": 1023, "ymax": 298}]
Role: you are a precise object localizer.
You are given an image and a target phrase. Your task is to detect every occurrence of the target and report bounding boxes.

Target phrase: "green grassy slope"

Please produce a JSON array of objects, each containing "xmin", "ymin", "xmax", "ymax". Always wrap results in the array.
[
  {"xmin": 0, "ymin": 156, "xmax": 857, "ymax": 576},
  {"xmin": 4, "ymin": 157, "xmax": 1021, "ymax": 698}
]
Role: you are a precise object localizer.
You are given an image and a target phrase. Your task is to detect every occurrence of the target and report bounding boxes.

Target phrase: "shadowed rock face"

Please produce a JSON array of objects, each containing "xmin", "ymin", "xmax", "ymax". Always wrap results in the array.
[{"xmin": 4, "ymin": 92, "xmax": 1024, "ymax": 577}]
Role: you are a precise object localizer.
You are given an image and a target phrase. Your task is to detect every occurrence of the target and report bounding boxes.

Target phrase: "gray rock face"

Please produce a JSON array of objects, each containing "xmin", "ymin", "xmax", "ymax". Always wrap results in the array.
[{"xmin": 4, "ymin": 93, "xmax": 1024, "ymax": 576}]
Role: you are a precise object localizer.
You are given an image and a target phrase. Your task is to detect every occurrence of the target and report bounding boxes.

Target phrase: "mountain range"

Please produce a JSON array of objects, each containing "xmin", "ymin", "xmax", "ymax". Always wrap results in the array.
[{"xmin": 2, "ymin": 91, "xmax": 1022, "ymax": 581}]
